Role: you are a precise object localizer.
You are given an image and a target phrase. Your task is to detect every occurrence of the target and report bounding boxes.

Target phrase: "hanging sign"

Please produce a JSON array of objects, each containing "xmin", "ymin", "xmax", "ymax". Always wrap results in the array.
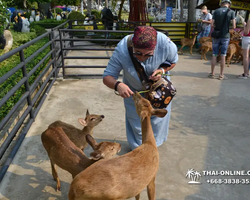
[
  {"xmin": 166, "ymin": 7, "xmax": 173, "ymax": 22},
  {"xmin": 219, "ymin": 0, "xmax": 250, "ymax": 10}
]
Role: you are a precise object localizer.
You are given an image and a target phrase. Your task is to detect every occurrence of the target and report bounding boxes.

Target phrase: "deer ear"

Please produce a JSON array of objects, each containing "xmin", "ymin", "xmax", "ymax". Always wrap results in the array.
[
  {"xmin": 78, "ymin": 118, "xmax": 87, "ymax": 126},
  {"xmin": 86, "ymin": 109, "xmax": 90, "ymax": 116},
  {"xmin": 90, "ymin": 151, "xmax": 103, "ymax": 160},
  {"xmin": 86, "ymin": 134, "xmax": 98, "ymax": 150},
  {"xmin": 151, "ymin": 109, "xmax": 168, "ymax": 118}
]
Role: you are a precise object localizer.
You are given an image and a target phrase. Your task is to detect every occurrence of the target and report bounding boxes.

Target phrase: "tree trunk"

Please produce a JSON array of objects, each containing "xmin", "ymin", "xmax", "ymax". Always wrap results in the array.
[
  {"xmin": 81, "ymin": 0, "xmax": 84, "ymax": 14},
  {"xmin": 105, "ymin": 0, "xmax": 108, "ymax": 8},
  {"xmin": 87, "ymin": 0, "xmax": 91, "ymax": 14},
  {"xmin": 180, "ymin": 0, "xmax": 183, "ymax": 22},
  {"xmin": 161, "ymin": 0, "xmax": 165, "ymax": 9},
  {"xmin": 118, "ymin": 0, "xmax": 125, "ymax": 21},
  {"xmin": 87, "ymin": 0, "xmax": 92, "ymax": 14},
  {"xmin": 23, "ymin": 0, "xmax": 27, "ymax": 8},
  {"xmin": 188, "ymin": 0, "xmax": 196, "ymax": 22}
]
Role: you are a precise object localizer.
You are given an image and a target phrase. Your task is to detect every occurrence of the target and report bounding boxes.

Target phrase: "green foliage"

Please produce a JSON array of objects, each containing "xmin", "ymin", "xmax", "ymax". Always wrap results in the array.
[
  {"xmin": 0, "ymin": 1, "xmax": 11, "ymax": 35},
  {"xmin": 30, "ymin": 24, "xmax": 47, "ymax": 36},
  {"xmin": 53, "ymin": 0, "xmax": 80, "ymax": 6},
  {"xmin": 30, "ymin": 19, "xmax": 67, "ymax": 29},
  {"xmin": 148, "ymin": 15, "xmax": 154, "ymax": 22},
  {"xmin": 91, "ymin": 10, "xmax": 101, "ymax": 20},
  {"xmin": 111, "ymin": 0, "xmax": 117, "ymax": 12},
  {"xmin": 53, "ymin": 7, "xmax": 63, "ymax": 14},
  {"xmin": 30, "ymin": 1, "xmax": 38, "ymax": 9},
  {"xmin": 0, "ymin": 37, "xmax": 50, "ymax": 121},
  {"xmin": 11, "ymin": 31, "xmax": 37, "ymax": 46},
  {"xmin": 68, "ymin": 11, "xmax": 85, "ymax": 25},
  {"xmin": 68, "ymin": 11, "xmax": 85, "ymax": 20},
  {"xmin": 5, "ymin": 0, "xmax": 52, "ymax": 9}
]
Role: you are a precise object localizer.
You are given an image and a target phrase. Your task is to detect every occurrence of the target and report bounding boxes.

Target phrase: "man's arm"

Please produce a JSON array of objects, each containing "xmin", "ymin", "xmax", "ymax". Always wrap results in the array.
[
  {"xmin": 211, "ymin": 19, "xmax": 215, "ymax": 28},
  {"xmin": 232, "ymin": 18, "xmax": 236, "ymax": 29}
]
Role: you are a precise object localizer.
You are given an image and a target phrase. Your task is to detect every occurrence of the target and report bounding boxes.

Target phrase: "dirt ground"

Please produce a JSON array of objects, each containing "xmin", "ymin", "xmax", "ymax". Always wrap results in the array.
[{"xmin": 0, "ymin": 48, "xmax": 250, "ymax": 200}]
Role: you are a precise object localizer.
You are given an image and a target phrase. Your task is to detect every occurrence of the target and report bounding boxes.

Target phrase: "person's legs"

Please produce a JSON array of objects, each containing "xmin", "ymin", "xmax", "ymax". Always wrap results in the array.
[
  {"xmin": 240, "ymin": 36, "xmax": 250, "ymax": 78},
  {"xmin": 210, "ymin": 38, "xmax": 220, "ymax": 77},
  {"xmin": 219, "ymin": 37, "xmax": 230, "ymax": 79},
  {"xmin": 197, "ymin": 32, "xmax": 203, "ymax": 48},
  {"xmin": 204, "ymin": 26, "xmax": 211, "ymax": 37},
  {"xmin": 241, "ymin": 49, "xmax": 249, "ymax": 77}
]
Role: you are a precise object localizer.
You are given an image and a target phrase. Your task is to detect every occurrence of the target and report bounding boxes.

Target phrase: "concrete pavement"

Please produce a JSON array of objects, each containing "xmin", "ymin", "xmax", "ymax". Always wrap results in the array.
[{"xmin": 0, "ymin": 47, "xmax": 249, "ymax": 200}]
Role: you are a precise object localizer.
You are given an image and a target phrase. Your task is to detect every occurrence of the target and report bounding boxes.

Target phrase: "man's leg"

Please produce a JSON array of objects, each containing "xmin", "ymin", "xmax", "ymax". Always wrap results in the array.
[
  {"xmin": 219, "ymin": 38, "xmax": 230, "ymax": 79},
  {"xmin": 210, "ymin": 38, "xmax": 220, "ymax": 77}
]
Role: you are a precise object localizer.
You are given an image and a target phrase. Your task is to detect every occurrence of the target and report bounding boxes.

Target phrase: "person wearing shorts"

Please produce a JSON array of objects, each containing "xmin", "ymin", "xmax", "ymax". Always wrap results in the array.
[
  {"xmin": 208, "ymin": 0, "xmax": 236, "ymax": 80},
  {"xmin": 238, "ymin": 16, "xmax": 250, "ymax": 79}
]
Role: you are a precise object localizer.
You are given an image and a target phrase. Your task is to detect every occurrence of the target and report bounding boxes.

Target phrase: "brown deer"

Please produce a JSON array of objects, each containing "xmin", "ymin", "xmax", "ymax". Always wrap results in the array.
[
  {"xmin": 199, "ymin": 36, "xmax": 212, "ymax": 44},
  {"xmin": 179, "ymin": 32, "xmax": 198, "ymax": 55},
  {"xmin": 68, "ymin": 91, "xmax": 168, "ymax": 200},
  {"xmin": 201, "ymin": 41, "xmax": 212, "ymax": 60},
  {"xmin": 226, "ymin": 43, "xmax": 242, "ymax": 67},
  {"xmin": 41, "ymin": 127, "xmax": 121, "ymax": 191},
  {"xmin": 49, "ymin": 110, "xmax": 104, "ymax": 150}
]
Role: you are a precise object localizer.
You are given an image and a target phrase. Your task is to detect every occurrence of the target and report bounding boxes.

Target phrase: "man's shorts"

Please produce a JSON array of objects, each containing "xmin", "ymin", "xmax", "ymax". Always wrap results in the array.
[
  {"xmin": 212, "ymin": 38, "xmax": 230, "ymax": 56},
  {"xmin": 242, "ymin": 36, "xmax": 250, "ymax": 50}
]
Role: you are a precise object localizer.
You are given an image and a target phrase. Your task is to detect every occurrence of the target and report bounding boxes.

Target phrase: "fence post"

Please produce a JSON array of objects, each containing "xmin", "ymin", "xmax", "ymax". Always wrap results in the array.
[
  {"xmin": 19, "ymin": 50, "xmax": 34, "ymax": 119},
  {"xmin": 59, "ymin": 29, "xmax": 65, "ymax": 78},
  {"xmin": 49, "ymin": 30, "xmax": 57, "ymax": 78},
  {"xmin": 69, "ymin": 20, "xmax": 74, "ymax": 47}
]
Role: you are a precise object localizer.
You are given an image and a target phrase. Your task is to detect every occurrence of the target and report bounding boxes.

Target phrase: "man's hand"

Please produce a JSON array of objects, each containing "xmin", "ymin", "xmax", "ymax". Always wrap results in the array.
[{"xmin": 117, "ymin": 83, "xmax": 134, "ymax": 98}]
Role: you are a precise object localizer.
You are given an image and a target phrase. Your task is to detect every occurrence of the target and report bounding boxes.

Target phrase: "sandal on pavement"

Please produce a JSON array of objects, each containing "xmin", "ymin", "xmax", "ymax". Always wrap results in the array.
[
  {"xmin": 237, "ymin": 74, "xmax": 248, "ymax": 79},
  {"xmin": 208, "ymin": 73, "xmax": 215, "ymax": 79},
  {"xmin": 218, "ymin": 75, "xmax": 228, "ymax": 80}
]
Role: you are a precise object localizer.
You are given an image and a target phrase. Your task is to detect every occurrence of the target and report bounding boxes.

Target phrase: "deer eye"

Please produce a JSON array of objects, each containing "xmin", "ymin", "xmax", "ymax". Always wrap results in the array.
[{"xmin": 90, "ymin": 118, "xmax": 95, "ymax": 121}]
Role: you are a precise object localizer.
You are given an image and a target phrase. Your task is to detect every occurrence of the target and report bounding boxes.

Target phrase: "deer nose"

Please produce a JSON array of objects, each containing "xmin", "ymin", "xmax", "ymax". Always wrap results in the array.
[{"xmin": 101, "ymin": 115, "xmax": 105, "ymax": 118}]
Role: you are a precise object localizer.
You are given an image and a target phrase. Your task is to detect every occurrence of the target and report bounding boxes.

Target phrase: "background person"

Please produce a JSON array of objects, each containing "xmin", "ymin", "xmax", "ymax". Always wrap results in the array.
[
  {"xmin": 197, "ymin": 6, "xmax": 212, "ymax": 49},
  {"xmin": 208, "ymin": 0, "xmax": 236, "ymax": 80},
  {"xmin": 103, "ymin": 26, "xmax": 178, "ymax": 150},
  {"xmin": 238, "ymin": 15, "xmax": 250, "ymax": 79}
]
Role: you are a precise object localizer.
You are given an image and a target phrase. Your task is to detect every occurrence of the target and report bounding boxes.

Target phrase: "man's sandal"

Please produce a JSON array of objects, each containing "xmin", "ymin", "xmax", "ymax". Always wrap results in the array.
[
  {"xmin": 208, "ymin": 73, "xmax": 215, "ymax": 79},
  {"xmin": 218, "ymin": 75, "xmax": 228, "ymax": 80},
  {"xmin": 237, "ymin": 74, "xmax": 248, "ymax": 79}
]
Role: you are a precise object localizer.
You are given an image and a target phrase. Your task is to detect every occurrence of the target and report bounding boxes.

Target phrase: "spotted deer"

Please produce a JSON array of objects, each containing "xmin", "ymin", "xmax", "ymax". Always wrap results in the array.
[
  {"xmin": 49, "ymin": 110, "xmax": 104, "ymax": 150},
  {"xmin": 41, "ymin": 127, "xmax": 121, "ymax": 191},
  {"xmin": 68, "ymin": 91, "xmax": 168, "ymax": 200},
  {"xmin": 179, "ymin": 32, "xmax": 198, "ymax": 55}
]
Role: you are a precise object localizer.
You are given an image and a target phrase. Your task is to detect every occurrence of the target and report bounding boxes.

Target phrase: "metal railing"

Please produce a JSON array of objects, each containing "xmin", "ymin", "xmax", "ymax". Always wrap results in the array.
[
  {"xmin": 0, "ymin": 19, "xmax": 198, "ymax": 183},
  {"xmin": 0, "ymin": 21, "xmax": 69, "ymax": 182}
]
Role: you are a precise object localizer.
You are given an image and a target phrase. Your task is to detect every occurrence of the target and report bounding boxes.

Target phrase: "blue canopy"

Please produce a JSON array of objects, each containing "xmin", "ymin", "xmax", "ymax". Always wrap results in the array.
[{"xmin": 62, "ymin": 7, "xmax": 72, "ymax": 12}]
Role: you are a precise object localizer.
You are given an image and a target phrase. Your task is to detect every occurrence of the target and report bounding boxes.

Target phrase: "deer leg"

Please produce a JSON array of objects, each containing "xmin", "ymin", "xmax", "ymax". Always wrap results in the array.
[
  {"xmin": 135, "ymin": 193, "xmax": 140, "ymax": 200},
  {"xmin": 227, "ymin": 56, "xmax": 232, "ymax": 67},
  {"xmin": 190, "ymin": 46, "xmax": 193, "ymax": 55},
  {"xmin": 204, "ymin": 49, "xmax": 210, "ymax": 61},
  {"xmin": 50, "ymin": 159, "xmax": 61, "ymax": 191},
  {"xmin": 179, "ymin": 45, "xmax": 184, "ymax": 54},
  {"xmin": 147, "ymin": 176, "xmax": 156, "ymax": 200}
]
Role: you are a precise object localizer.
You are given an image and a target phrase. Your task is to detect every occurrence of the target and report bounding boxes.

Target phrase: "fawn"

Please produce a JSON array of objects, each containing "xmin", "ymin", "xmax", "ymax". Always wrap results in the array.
[
  {"xmin": 68, "ymin": 91, "xmax": 168, "ymax": 200},
  {"xmin": 41, "ymin": 127, "xmax": 121, "ymax": 191},
  {"xmin": 49, "ymin": 109, "xmax": 104, "ymax": 150},
  {"xmin": 179, "ymin": 32, "xmax": 198, "ymax": 55}
]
